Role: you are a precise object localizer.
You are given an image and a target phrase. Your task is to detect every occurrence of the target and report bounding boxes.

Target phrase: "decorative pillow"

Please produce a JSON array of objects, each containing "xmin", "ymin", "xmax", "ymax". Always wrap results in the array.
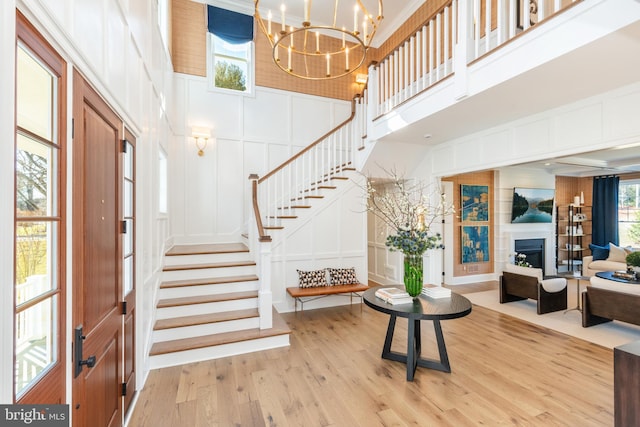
[
  {"xmin": 589, "ymin": 243, "xmax": 609, "ymax": 261},
  {"xmin": 328, "ymin": 267, "xmax": 359, "ymax": 285},
  {"xmin": 297, "ymin": 269, "xmax": 328, "ymax": 288},
  {"xmin": 607, "ymin": 242, "xmax": 627, "ymax": 263}
]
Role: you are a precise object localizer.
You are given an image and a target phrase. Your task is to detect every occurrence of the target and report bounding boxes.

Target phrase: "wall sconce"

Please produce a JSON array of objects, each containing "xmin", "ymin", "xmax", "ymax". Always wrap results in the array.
[
  {"xmin": 355, "ymin": 73, "xmax": 368, "ymax": 85},
  {"xmin": 191, "ymin": 126, "xmax": 211, "ymax": 157}
]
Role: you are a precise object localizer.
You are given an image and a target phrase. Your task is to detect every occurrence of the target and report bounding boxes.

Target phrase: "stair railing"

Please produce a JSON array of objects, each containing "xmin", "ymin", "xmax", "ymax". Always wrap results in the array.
[
  {"xmin": 250, "ymin": 95, "xmax": 363, "ymax": 242},
  {"xmin": 373, "ymin": 0, "xmax": 583, "ymax": 118},
  {"xmin": 248, "ymin": 94, "xmax": 365, "ymax": 329}
]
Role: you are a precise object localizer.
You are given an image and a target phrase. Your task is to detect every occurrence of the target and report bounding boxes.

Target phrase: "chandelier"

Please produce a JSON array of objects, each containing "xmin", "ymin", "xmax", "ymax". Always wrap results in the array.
[{"xmin": 254, "ymin": 0, "xmax": 383, "ymax": 80}]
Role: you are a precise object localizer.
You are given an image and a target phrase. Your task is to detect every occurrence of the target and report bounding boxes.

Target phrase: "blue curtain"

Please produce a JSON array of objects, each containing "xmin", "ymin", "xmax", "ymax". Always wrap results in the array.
[
  {"xmin": 207, "ymin": 6, "xmax": 254, "ymax": 44},
  {"xmin": 592, "ymin": 175, "xmax": 619, "ymax": 246}
]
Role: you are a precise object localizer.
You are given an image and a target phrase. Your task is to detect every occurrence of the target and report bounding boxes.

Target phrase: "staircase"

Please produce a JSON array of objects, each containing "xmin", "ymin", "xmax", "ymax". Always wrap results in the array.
[{"xmin": 149, "ymin": 243, "xmax": 290, "ymax": 369}]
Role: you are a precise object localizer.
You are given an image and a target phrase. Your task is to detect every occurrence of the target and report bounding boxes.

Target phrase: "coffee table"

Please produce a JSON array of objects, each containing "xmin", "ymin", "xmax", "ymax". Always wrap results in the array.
[{"xmin": 363, "ymin": 286, "xmax": 472, "ymax": 381}]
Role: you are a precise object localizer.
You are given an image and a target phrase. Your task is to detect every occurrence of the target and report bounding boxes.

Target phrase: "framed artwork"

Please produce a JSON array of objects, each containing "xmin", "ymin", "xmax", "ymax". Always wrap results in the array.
[
  {"xmin": 461, "ymin": 184, "xmax": 489, "ymax": 221},
  {"xmin": 461, "ymin": 225, "xmax": 490, "ymax": 263},
  {"xmin": 518, "ymin": 0, "xmax": 539, "ymax": 29},
  {"xmin": 511, "ymin": 187, "xmax": 555, "ymax": 223}
]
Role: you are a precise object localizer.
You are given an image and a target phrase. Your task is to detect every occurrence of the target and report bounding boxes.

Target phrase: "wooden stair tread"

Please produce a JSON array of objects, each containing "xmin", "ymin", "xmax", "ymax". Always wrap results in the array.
[
  {"xmin": 291, "ymin": 195, "xmax": 324, "ymax": 201},
  {"xmin": 268, "ymin": 215, "xmax": 297, "ymax": 219},
  {"xmin": 157, "ymin": 290, "xmax": 258, "ymax": 308},
  {"xmin": 302, "ymin": 186, "xmax": 336, "ymax": 192},
  {"xmin": 163, "ymin": 260, "xmax": 255, "ymax": 272},
  {"xmin": 154, "ymin": 308, "xmax": 259, "ymax": 330},
  {"xmin": 264, "ymin": 226, "xmax": 284, "ymax": 230},
  {"xmin": 166, "ymin": 243, "xmax": 249, "ymax": 256},
  {"xmin": 160, "ymin": 275, "xmax": 258, "ymax": 289},
  {"xmin": 279, "ymin": 205, "xmax": 311, "ymax": 209},
  {"xmin": 150, "ymin": 310, "xmax": 291, "ymax": 356}
]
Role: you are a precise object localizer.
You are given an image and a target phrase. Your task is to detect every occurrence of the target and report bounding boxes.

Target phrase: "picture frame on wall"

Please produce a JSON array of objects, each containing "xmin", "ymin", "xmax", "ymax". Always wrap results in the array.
[
  {"xmin": 461, "ymin": 184, "xmax": 489, "ymax": 221},
  {"xmin": 461, "ymin": 225, "xmax": 490, "ymax": 263}
]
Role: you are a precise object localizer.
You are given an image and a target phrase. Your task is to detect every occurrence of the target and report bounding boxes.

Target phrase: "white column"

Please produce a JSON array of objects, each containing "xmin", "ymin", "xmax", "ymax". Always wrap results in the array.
[{"xmin": 258, "ymin": 241, "xmax": 273, "ymax": 329}]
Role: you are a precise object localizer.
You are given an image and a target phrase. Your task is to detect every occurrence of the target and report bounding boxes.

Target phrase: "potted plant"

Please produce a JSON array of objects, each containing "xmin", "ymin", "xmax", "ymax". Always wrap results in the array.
[
  {"xmin": 363, "ymin": 168, "xmax": 455, "ymax": 297},
  {"xmin": 625, "ymin": 251, "xmax": 640, "ymax": 277}
]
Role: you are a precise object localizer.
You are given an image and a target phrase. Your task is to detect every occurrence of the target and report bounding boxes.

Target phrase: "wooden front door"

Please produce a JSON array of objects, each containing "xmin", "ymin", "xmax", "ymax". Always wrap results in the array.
[{"xmin": 72, "ymin": 70, "xmax": 123, "ymax": 427}]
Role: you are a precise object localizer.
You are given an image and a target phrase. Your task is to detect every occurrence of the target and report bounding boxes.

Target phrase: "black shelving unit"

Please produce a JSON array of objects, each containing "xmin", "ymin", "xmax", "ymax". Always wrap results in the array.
[{"xmin": 556, "ymin": 205, "xmax": 591, "ymax": 273}]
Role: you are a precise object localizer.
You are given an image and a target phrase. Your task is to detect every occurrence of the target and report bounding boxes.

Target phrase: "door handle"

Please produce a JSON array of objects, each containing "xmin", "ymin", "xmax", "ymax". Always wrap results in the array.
[{"xmin": 74, "ymin": 325, "xmax": 96, "ymax": 378}]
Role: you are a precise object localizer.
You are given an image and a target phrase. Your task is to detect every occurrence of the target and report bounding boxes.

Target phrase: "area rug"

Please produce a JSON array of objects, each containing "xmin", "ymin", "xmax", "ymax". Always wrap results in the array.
[{"xmin": 465, "ymin": 282, "xmax": 640, "ymax": 349}]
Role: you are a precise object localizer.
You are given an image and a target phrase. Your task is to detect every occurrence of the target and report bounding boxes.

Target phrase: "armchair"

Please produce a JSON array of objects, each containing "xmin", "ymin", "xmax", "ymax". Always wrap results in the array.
[{"xmin": 499, "ymin": 264, "xmax": 568, "ymax": 314}]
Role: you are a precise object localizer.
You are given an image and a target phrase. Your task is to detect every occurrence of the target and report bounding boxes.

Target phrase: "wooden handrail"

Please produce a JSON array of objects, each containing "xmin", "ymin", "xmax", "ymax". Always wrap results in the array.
[{"xmin": 258, "ymin": 95, "xmax": 359, "ymax": 184}]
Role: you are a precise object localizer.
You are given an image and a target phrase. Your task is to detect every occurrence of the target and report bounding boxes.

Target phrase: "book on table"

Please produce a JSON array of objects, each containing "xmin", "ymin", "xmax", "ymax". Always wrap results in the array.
[
  {"xmin": 421, "ymin": 286, "xmax": 451, "ymax": 299},
  {"xmin": 375, "ymin": 287, "xmax": 414, "ymax": 305}
]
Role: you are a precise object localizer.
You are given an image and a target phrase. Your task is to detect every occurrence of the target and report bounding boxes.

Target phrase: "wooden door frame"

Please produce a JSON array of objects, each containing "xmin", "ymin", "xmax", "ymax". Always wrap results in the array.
[{"xmin": 14, "ymin": 10, "xmax": 67, "ymax": 405}]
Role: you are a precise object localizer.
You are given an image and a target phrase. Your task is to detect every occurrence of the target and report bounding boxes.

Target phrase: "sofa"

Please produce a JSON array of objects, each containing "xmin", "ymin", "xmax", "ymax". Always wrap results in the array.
[
  {"xmin": 582, "ymin": 242, "xmax": 630, "ymax": 276},
  {"xmin": 582, "ymin": 275, "xmax": 640, "ymax": 327}
]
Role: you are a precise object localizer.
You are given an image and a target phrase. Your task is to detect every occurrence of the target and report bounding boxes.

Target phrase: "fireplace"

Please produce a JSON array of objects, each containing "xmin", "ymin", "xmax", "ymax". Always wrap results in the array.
[{"xmin": 514, "ymin": 238, "xmax": 545, "ymax": 275}]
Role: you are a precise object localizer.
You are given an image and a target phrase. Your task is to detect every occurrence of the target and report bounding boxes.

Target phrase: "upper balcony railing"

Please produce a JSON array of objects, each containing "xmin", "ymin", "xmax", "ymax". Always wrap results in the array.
[{"xmin": 371, "ymin": 0, "xmax": 582, "ymax": 118}]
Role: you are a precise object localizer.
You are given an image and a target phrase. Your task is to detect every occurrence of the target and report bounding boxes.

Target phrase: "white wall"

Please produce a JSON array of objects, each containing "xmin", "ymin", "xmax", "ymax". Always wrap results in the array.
[
  {"xmin": 270, "ymin": 173, "xmax": 368, "ymax": 312},
  {"xmin": 495, "ymin": 166, "xmax": 557, "ymax": 276},
  {"xmin": 1, "ymin": 0, "xmax": 173, "ymax": 405},
  {"xmin": 425, "ymin": 82, "xmax": 640, "ymax": 283},
  {"xmin": 430, "ymin": 82, "xmax": 640, "ymax": 178},
  {"xmin": 170, "ymin": 74, "xmax": 353, "ymax": 244}
]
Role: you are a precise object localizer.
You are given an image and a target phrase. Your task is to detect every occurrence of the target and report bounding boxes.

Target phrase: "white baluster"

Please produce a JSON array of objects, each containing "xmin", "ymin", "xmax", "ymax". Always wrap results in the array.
[
  {"xmin": 429, "ymin": 21, "xmax": 434, "ymax": 85},
  {"xmin": 403, "ymin": 45, "xmax": 407, "ymax": 101},
  {"xmin": 393, "ymin": 51, "xmax": 399, "ymax": 108},
  {"xmin": 474, "ymin": 0, "xmax": 480, "ymax": 58},
  {"xmin": 436, "ymin": 13, "xmax": 442, "ymax": 80},
  {"xmin": 444, "ymin": 6, "xmax": 450, "ymax": 76},
  {"xmin": 409, "ymin": 36, "xmax": 416, "ymax": 96},
  {"xmin": 497, "ymin": 0, "xmax": 505, "ymax": 46},
  {"xmin": 509, "ymin": 0, "xmax": 517, "ymax": 38},
  {"xmin": 485, "ymin": 0, "xmax": 491, "ymax": 53},
  {"xmin": 451, "ymin": 0, "xmax": 457, "ymax": 70},
  {"xmin": 421, "ymin": 25, "xmax": 427, "ymax": 90}
]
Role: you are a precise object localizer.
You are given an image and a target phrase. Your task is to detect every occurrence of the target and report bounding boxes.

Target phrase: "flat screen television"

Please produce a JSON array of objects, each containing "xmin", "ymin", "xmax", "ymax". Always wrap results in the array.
[{"xmin": 511, "ymin": 187, "xmax": 555, "ymax": 223}]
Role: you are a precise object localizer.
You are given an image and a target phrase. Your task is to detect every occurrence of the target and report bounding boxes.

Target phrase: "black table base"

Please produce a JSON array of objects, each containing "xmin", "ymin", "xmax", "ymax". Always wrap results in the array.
[{"xmin": 381, "ymin": 314, "xmax": 450, "ymax": 381}]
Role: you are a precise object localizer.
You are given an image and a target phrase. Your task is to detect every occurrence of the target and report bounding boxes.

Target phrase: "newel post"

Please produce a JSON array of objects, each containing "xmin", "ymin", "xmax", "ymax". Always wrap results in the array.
[{"xmin": 248, "ymin": 173, "xmax": 273, "ymax": 329}]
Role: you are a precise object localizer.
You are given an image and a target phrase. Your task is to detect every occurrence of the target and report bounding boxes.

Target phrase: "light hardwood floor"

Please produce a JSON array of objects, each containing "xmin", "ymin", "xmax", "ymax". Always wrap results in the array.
[{"xmin": 128, "ymin": 283, "xmax": 614, "ymax": 426}]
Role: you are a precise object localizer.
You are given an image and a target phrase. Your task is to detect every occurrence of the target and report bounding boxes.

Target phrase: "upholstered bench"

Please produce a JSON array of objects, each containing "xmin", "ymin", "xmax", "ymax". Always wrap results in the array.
[
  {"xmin": 286, "ymin": 267, "xmax": 368, "ymax": 312},
  {"xmin": 286, "ymin": 283, "xmax": 369, "ymax": 312}
]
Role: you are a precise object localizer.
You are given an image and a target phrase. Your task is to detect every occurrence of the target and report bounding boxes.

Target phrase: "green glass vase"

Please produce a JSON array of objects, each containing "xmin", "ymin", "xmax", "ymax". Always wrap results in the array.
[{"xmin": 403, "ymin": 254, "xmax": 423, "ymax": 298}]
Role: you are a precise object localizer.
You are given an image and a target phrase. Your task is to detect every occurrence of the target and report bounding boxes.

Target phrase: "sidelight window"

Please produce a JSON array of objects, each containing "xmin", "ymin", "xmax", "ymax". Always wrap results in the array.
[{"xmin": 14, "ymin": 43, "xmax": 62, "ymax": 398}]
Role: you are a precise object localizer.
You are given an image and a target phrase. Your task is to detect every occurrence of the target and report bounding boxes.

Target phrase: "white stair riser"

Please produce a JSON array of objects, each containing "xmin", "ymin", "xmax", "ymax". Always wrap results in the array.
[
  {"xmin": 159, "ymin": 280, "xmax": 259, "ymax": 299},
  {"xmin": 162, "ymin": 265, "xmax": 256, "ymax": 281},
  {"xmin": 156, "ymin": 298, "xmax": 258, "ymax": 319},
  {"xmin": 152, "ymin": 317, "xmax": 260, "ymax": 342},
  {"xmin": 149, "ymin": 335, "xmax": 290, "ymax": 370},
  {"xmin": 164, "ymin": 252, "xmax": 252, "ymax": 266}
]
